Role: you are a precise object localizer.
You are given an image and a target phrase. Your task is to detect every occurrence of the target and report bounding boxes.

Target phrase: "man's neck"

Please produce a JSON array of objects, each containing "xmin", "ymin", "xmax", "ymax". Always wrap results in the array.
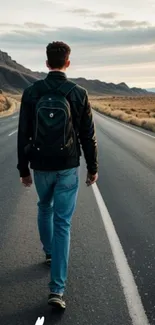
[{"xmin": 49, "ymin": 69, "xmax": 66, "ymax": 73}]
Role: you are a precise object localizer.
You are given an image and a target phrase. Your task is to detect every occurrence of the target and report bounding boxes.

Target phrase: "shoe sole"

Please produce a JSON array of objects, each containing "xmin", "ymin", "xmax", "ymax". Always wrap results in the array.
[
  {"xmin": 48, "ymin": 298, "xmax": 66, "ymax": 309},
  {"xmin": 45, "ymin": 258, "xmax": 51, "ymax": 266}
]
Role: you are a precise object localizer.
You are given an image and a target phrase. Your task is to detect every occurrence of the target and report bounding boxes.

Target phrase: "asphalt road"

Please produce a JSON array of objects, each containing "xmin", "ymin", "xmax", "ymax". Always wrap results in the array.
[
  {"xmin": 94, "ymin": 111, "xmax": 155, "ymax": 325},
  {"xmin": 0, "ymin": 110, "xmax": 155, "ymax": 324}
]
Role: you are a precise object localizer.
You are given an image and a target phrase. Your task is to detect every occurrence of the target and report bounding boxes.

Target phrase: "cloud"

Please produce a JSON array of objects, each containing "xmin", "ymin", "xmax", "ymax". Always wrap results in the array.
[
  {"xmin": 0, "ymin": 23, "xmax": 19, "ymax": 28},
  {"xmin": 117, "ymin": 20, "xmax": 149, "ymax": 28},
  {"xmin": 0, "ymin": 0, "xmax": 154, "ymax": 87},
  {"xmin": 1, "ymin": 25, "xmax": 154, "ymax": 48},
  {"xmin": 92, "ymin": 22, "xmax": 116, "ymax": 29},
  {"xmin": 93, "ymin": 19, "xmax": 150, "ymax": 29},
  {"xmin": 65, "ymin": 8, "xmax": 119, "ymax": 19},
  {"xmin": 0, "ymin": 25, "xmax": 155, "ymax": 82},
  {"xmin": 69, "ymin": 44, "xmax": 155, "ymax": 68},
  {"xmin": 24, "ymin": 22, "xmax": 49, "ymax": 29},
  {"xmin": 67, "ymin": 8, "xmax": 92, "ymax": 15},
  {"xmin": 0, "ymin": 22, "xmax": 51, "ymax": 33},
  {"xmin": 96, "ymin": 12, "xmax": 119, "ymax": 19}
]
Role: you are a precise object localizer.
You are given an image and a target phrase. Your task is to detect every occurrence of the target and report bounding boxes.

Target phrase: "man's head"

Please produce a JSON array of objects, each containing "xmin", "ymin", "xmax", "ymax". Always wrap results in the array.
[{"xmin": 46, "ymin": 41, "xmax": 71, "ymax": 71}]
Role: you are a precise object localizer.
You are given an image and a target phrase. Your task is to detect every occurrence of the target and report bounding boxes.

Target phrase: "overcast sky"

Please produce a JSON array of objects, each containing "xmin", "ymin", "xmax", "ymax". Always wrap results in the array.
[{"xmin": 0, "ymin": 0, "xmax": 155, "ymax": 88}]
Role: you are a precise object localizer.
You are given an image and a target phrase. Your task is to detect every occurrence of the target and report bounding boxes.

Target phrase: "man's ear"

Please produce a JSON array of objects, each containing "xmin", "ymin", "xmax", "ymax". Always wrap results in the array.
[
  {"xmin": 66, "ymin": 60, "xmax": 70, "ymax": 68},
  {"xmin": 46, "ymin": 60, "xmax": 49, "ymax": 68}
]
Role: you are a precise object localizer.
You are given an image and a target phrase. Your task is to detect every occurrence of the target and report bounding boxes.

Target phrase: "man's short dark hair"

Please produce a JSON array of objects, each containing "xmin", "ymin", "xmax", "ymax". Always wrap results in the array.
[{"xmin": 46, "ymin": 41, "xmax": 71, "ymax": 69}]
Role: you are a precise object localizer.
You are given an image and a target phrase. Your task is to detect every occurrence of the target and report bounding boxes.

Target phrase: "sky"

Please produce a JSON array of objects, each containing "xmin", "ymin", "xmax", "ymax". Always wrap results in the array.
[{"xmin": 0, "ymin": 0, "xmax": 155, "ymax": 88}]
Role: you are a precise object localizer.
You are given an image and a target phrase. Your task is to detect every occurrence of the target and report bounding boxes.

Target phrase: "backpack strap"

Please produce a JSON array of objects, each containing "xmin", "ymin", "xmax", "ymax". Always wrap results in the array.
[
  {"xmin": 56, "ymin": 80, "xmax": 77, "ymax": 97},
  {"xmin": 44, "ymin": 79, "xmax": 76, "ymax": 97}
]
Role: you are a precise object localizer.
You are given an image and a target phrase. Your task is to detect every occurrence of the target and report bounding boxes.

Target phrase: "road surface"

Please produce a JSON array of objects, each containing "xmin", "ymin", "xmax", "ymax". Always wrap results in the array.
[
  {"xmin": 0, "ymin": 110, "xmax": 155, "ymax": 324},
  {"xmin": 94, "ymin": 111, "xmax": 155, "ymax": 325}
]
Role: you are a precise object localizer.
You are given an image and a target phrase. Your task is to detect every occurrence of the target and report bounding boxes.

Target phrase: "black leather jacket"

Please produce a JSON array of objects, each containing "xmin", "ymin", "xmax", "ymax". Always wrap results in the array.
[{"xmin": 17, "ymin": 71, "xmax": 98, "ymax": 177}]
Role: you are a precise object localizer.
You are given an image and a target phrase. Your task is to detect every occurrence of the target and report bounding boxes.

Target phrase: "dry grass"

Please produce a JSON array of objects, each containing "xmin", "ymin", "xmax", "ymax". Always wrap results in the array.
[
  {"xmin": 4, "ymin": 93, "xmax": 22, "ymax": 102},
  {"xmin": 0, "ymin": 93, "xmax": 20, "ymax": 117},
  {"xmin": 0, "ymin": 94, "xmax": 10, "ymax": 112},
  {"xmin": 90, "ymin": 95, "xmax": 155, "ymax": 133}
]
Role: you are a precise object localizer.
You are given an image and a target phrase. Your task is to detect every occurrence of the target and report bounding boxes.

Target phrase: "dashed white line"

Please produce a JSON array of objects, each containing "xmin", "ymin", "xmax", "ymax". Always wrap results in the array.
[
  {"xmin": 8, "ymin": 129, "xmax": 17, "ymax": 136},
  {"xmin": 92, "ymin": 183, "xmax": 150, "ymax": 325},
  {"xmin": 94, "ymin": 110, "xmax": 155, "ymax": 139}
]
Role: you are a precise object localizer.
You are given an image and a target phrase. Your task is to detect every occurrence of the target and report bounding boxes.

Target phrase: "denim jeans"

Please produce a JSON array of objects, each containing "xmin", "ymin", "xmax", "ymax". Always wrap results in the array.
[{"xmin": 33, "ymin": 168, "xmax": 79, "ymax": 294}]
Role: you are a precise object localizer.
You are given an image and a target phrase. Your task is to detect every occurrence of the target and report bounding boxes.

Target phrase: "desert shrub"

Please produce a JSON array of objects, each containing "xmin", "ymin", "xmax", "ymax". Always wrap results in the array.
[
  {"xmin": 104, "ymin": 108, "xmax": 112, "ymax": 115},
  {"xmin": 129, "ymin": 117, "xmax": 143, "ymax": 127},
  {"xmin": 125, "ymin": 109, "xmax": 132, "ymax": 114},
  {"xmin": 141, "ymin": 118, "xmax": 155, "ymax": 132},
  {"xmin": 0, "ymin": 95, "xmax": 12, "ymax": 112},
  {"xmin": 91, "ymin": 96, "xmax": 155, "ymax": 133},
  {"xmin": 137, "ymin": 112, "xmax": 149, "ymax": 118},
  {"xmin": 110, "ymin": 110, "xmax": 128, "ymax": 121}
]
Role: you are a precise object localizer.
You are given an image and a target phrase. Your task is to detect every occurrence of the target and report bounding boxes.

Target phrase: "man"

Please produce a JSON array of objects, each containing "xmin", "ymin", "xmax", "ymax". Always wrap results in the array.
[{"xmin": 17, "ymin": 41, "xmax": 98, "ymax": 309}]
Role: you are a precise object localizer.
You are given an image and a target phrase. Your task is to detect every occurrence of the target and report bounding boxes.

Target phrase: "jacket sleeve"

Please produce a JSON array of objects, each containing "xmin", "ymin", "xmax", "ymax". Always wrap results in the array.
[
  {"xmin": 17, "ymin": 88, "xmax": 32, "ymax": 177},
  {"xmin": 79, "ymin": 91, "xmax": 98, "ymax": 175}
]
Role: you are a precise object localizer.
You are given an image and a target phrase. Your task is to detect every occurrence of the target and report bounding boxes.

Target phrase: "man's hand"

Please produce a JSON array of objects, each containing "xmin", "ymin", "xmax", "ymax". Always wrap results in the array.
[
  {"xmin": 20, "ymin": 175, "xmax": 32, "ymax": 187},
  {"xmin": 86, "ymin": 172, "xmax": 98, "ymax": 186}
]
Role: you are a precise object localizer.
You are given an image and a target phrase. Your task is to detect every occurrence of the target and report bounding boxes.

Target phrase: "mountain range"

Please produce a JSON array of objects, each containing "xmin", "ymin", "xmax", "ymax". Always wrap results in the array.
[
  {"xmin": 0, "ymin": 50, "xmax": 148, "ymax": 95},
  {"xmin": 146, "ymin": 88, "xmax": 155, "ymax": 93}
]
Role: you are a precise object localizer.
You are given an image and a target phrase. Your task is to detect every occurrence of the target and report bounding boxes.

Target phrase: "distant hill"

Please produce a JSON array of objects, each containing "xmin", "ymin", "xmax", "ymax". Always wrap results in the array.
[
  {"xmin": 146, "ymin": 88, "xmax": 155, "ymax": 93},
  {"xmin": 0, "ymin": 50, "xmax": 148, "ymax": 95},
  {"xmin": 70, "ymin": 78, "xmax": 148, "ymax": 96}
]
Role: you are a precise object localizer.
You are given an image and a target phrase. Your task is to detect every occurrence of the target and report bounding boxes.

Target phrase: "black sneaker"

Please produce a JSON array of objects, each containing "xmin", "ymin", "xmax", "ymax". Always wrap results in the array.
[
  {"xmin": 48, "ymin": 293, "xmax": 66, "ymax": 309},
  {"xmin": 45, "ymin": 254, "xmax": 51, "ymax": 266}
]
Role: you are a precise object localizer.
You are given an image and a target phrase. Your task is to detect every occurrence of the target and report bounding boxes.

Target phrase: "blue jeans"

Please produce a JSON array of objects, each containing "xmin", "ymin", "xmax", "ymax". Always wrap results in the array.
[{"xmin": 33, "ymin": 168, "xmax": 79, "ymax": 294}]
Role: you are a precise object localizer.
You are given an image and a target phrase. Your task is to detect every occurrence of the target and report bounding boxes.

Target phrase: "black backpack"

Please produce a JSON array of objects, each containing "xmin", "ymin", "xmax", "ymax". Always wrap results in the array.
[{"xmin": 32, "ymin": 80, "xmax": 77, "ymax": 158}]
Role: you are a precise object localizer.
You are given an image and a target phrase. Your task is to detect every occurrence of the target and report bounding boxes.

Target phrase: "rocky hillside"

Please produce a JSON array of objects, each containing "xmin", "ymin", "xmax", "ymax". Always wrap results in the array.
[
  {"xmin": 71, "ymin": 78, "xmax": 148, "ymax": 96},
  {"xmin": 0, "ymin": 50, "xmax": 148, "ymax": 95}
]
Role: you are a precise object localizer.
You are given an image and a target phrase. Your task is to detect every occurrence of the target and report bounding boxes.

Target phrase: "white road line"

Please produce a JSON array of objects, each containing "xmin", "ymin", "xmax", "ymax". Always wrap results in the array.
[
  {"xmin": 8, "ymin": 129, "xmax": 17, "ymax": 136},
  {"xmin": 92, "ymin": 183, "xmax": 150, "ymax": 325},
  {"xmin": 94, "ymin": 111, "xmax": 155, "ymax": 139}
]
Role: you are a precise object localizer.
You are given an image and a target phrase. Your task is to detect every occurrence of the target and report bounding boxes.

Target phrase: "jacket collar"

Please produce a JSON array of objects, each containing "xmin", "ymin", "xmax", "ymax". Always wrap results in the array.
[{"xmin": 47, "ymin": 71, "xmax": 67, "ymax": 80}]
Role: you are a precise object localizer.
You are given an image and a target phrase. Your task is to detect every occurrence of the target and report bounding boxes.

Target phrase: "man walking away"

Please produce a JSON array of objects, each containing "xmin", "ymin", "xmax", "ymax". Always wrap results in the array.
[{"xmin": 17, "ymin": 41, "xmax": 98, "ymax": 309}]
